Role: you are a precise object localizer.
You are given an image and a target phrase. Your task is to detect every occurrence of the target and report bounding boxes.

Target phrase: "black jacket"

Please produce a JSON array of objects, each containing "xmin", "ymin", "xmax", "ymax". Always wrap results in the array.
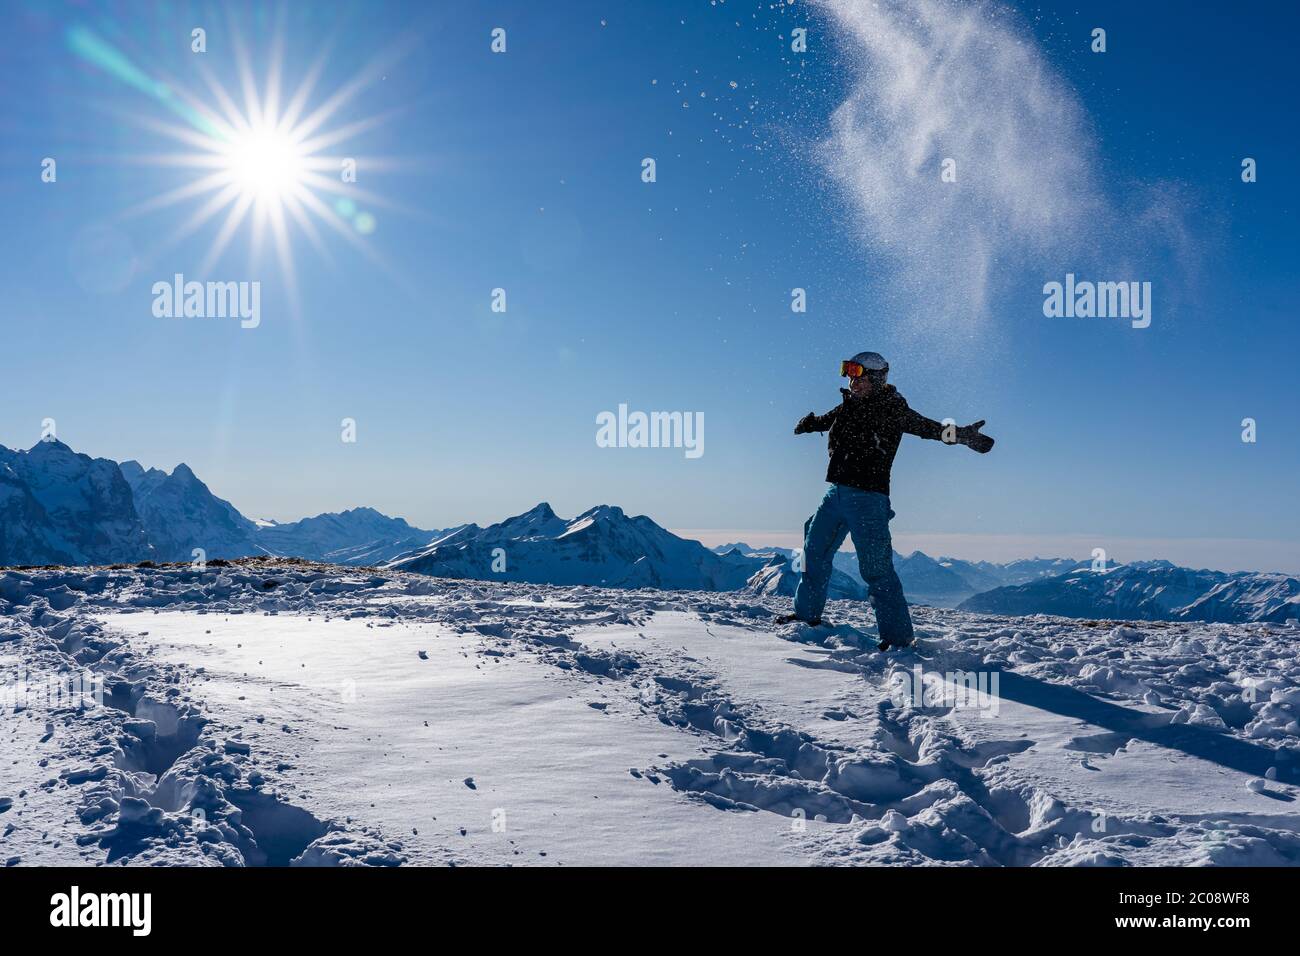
[{"xmin": 797, "ymin": 385, "xmax": 946, "ymax": 496}]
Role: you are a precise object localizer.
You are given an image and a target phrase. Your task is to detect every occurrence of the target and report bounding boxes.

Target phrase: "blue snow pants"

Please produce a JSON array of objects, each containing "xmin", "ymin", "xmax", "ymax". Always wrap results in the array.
[{"xmin": 792, "ymin": 484, "xmax": 915, "ymax": 647}]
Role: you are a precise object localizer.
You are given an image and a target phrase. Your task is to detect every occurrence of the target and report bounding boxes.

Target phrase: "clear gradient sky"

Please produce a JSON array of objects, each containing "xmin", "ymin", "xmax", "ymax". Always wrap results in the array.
[{"xmin": 0, "ymin": 0, "xmax": 1296, "ymax": 574}]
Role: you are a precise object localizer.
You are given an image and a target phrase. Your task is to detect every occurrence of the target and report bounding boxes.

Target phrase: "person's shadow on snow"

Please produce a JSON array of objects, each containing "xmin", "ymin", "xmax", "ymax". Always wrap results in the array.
[{"xmin": 995, "ymin": 671, "xmax": 1299, "ymax": 792}]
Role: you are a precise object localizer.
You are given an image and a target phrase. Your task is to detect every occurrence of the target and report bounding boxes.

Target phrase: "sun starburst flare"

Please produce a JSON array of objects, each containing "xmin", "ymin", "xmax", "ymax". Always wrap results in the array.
[{"xmin": 69, "ymin": 20, "xmax": 419, "ymax": 309}]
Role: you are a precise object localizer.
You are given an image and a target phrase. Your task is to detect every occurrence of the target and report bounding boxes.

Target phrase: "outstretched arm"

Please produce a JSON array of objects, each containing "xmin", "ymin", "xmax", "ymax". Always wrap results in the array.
[
  {"xmin": 899, "ymin": 406, "xmax": 947, "ymax": 442},
  {"xmin": 902, "ymin": 405, "xmax": 995, "ymax": 453},
  {"xmin": 794, "ymin": 407, "xmax": 840, "ymax": 434}
]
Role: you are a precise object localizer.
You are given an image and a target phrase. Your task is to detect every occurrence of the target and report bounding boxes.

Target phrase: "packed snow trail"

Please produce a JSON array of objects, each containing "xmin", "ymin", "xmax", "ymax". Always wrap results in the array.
[{"xmin": 1, "ymin": 558, "xmax": 1298, "ymax": 865}]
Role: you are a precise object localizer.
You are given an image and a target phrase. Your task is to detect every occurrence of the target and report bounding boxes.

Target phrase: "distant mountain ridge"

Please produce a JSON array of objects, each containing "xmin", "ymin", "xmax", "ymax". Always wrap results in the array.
[
  {"xmin": 386, "ymin": 502, "xmax": 760, "ymax": 591},
  {"xmin": 0, "ymin": 440, "xmax": 444, "ymax": 568},
  {"xmin": 120, "ymin": 458, "xmax": 262, "ymax": 562},
  {"xmin": 960, "ymin": 561, "xmax": 1300, "ymax": 624},
  {"xmin": 0, "ymin": 440, "xmax": 149, "ymax": 566},
  {"xmin": 258, "ymin": 507, "xmax": 458, "ymax": 565},
  {"xmin": 713, "ymin": 542, "xmax": 1086, "ymax": 608},
  {"xmin": 1, "ymin": 439, "xmax": 1295, "ymax": 625},
  {"xmin": 744, "ymin": 552, "xmax": 865, "ymax": 602}
]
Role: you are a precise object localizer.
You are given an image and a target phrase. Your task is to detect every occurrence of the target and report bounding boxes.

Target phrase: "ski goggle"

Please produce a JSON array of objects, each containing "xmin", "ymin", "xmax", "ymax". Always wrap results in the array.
[{"xmin": 840, "ymin": 360, "xmax": 886, "ymax": 378}]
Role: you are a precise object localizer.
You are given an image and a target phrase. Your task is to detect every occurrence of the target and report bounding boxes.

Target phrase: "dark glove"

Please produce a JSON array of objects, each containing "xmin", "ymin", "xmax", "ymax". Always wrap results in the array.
[
  {"xmin": 955, "ymin": 420, "xmax": 994, "ymax": 453},
  {"xmin": 794, "ymin": 413, "xmax": 817, "ymax": 435}
]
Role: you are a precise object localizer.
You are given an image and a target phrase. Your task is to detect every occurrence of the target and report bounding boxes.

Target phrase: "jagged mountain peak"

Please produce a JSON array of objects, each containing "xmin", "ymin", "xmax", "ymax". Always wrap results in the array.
[
  {"xmin": 562, "ymin": 504, "xmax": 638, "ymax": 536},
  {"xmin": 387, "ymin": 502, "xmax": 761, "ymax": 591},
  {"xmin": 716, "ymin": 545, "xmax": 756, "ymax": 560},
  {"xmin": 3, "ymin": 438, "xmax": 148, "ymax": 565},
  {"xmin": 255, "ymin": 505, "xmax": 441, "ymax": 566},
  {"xmin": 746, "ymin": 551, "xmax": 864, "ymax": 601},
  {"xmin": 25, "ymin": 437, "xmax": 75, "ymax": 456},
  {"xmin": 575, "ymin": 503, "xmax": 625, "ymax": 520},
  {"xmin": 492, "ymin": 502, "xmax": 568, "ymax": 539},
  {"xmin": 711, "ymin": 541, "xmax": 757, "ymax": 556}
]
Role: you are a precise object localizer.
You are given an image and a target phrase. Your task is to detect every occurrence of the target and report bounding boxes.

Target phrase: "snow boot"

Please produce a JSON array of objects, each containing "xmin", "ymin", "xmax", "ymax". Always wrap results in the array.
[{"xmin": 776, "ymin": 613, "xmax": 822, "ymax": 626}]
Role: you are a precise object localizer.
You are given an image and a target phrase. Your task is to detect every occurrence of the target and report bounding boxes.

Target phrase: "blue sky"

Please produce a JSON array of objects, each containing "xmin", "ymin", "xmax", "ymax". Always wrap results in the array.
[{"xmin": 0, "ymin": 0, "xmax": 1295, "ymax": 573}]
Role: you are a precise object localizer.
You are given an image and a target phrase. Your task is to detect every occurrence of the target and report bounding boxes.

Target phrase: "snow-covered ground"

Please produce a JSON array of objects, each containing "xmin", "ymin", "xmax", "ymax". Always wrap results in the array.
[{"xmin": 2, "ymin": 558, "xmax": 1299, "ymax": 866}]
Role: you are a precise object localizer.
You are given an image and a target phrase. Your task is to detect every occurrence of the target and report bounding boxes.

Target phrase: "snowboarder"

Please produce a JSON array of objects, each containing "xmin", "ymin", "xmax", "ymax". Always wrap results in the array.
[{"xmin": 779, "ymin": 351, "xmax": 994, "ymax": 650}]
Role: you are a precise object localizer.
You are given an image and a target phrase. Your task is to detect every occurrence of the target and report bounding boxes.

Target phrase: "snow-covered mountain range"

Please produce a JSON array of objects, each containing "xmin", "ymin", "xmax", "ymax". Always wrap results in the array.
[
  {"xmin": 2, "ymin": 440, "xmax": 1295, "ymax": 624},
  {"xmin": 386, "ymin": 502, "xmax": 759, "ymax": 590},
  {"xmin": 120, "ymin": 459, "xmax": 261, "ymax": 562},
  {"xmin": 744, "ymin": 551, "xmax": 866, "ymax": 601},
  {"xmin": 258, "ymin": 508, "xmax": 459, "ymax": 566},
  {"xmin": 0, "ymin": 440, "xmax": 446, "ymax": 568},
  {"xmin": 716, "ymin": 542, "xmax": 1085, "ymax": 608},
  {"xmin": 961, "ymin": 561, "xmax": 1300, "ymax": 624},
  {"xmin": 0, "ymin": 440, "xmax": 149, "ymax": 566}
]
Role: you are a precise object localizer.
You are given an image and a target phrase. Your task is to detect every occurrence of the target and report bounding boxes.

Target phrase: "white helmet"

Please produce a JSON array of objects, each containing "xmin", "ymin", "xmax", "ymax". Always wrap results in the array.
[{"xmin": 842, "ymin": 351, "xmax": 889, "ymax": 381}]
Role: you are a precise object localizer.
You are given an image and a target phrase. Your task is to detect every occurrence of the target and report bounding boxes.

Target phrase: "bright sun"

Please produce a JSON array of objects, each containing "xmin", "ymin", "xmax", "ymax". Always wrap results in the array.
[
  {"xmin": 224, "ymin": 126, "xmax": 307, "ymax": 202},
  {"xmin": 101, "ymin": 19, "xmax": 409, "ymax": 301}
]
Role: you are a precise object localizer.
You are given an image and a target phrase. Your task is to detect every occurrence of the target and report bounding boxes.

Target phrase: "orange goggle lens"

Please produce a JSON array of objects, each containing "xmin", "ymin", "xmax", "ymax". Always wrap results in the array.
[{"xmin": 840, "ymin": 361, "xmax": 865, "ymax": 378}]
